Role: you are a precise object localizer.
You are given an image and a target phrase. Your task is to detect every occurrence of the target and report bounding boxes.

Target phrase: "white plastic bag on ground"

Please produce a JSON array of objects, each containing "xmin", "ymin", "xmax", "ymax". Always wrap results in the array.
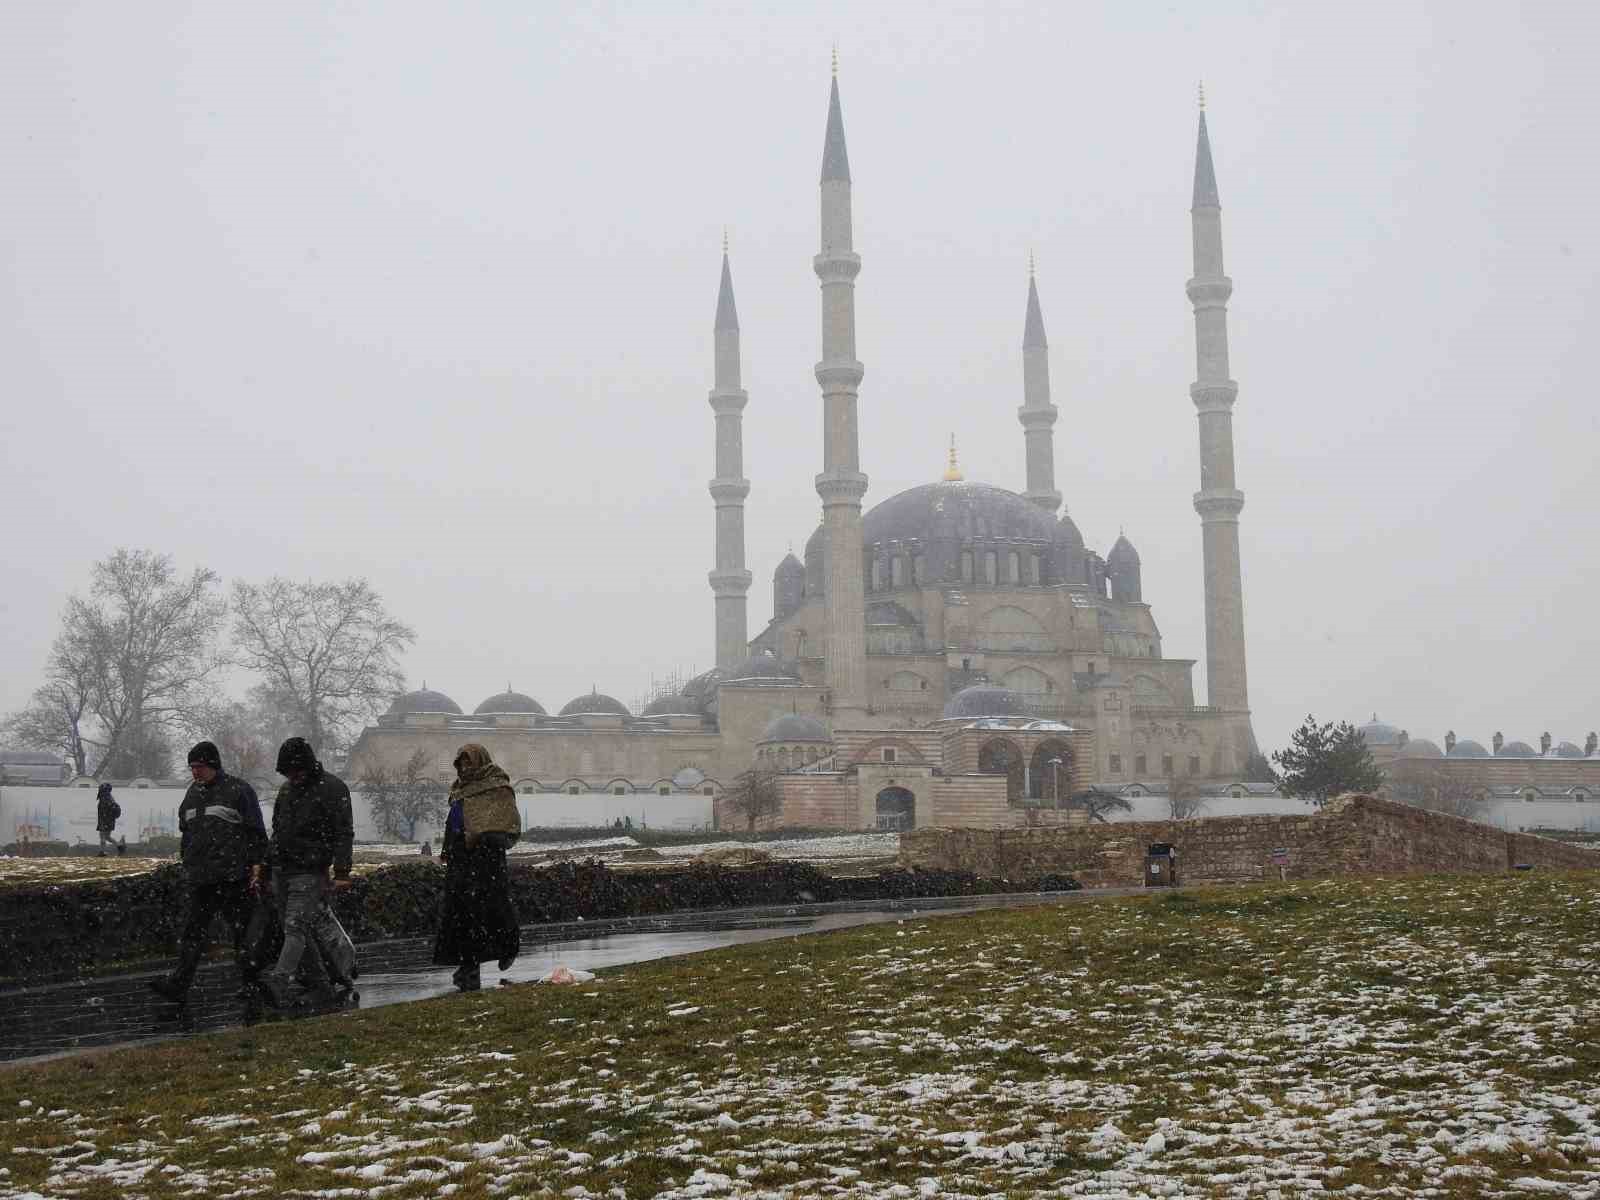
[{"xmin": 540, "ymin": 964, "xmax": 595, "ymax": 984}]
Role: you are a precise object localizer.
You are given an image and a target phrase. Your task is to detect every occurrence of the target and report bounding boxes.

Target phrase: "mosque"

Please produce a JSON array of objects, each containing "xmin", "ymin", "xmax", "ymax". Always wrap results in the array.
[{"xmin": 346, "ymin": 69, "xmax": 1259, "ymax": 831}]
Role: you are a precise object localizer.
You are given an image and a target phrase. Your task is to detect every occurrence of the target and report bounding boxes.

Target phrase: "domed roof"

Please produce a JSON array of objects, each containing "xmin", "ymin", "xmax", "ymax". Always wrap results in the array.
[
  {"xmin": 1357, "ymin": 715, "xmax": 1403, "ymax": 746},
  {"xmin": 775, "ymin": 552, "xmax": 804, "ymax": 577},
  {"xmin": 388, "ymin": 688, "xmax": 463, "ymax": 716},
  {"xmin": 1058, "ymin": 513, "xmax": 1086, "ymax": 549},
  {"xmin": 724, "ymin": 652, "xmax": 800, "ymax": 682},
  {"xmin": 1107, "ymin": 534, "xmax": 1140, "ymax": 564},
  {"xmin": 473, "ymin": 690, "xmax": 546, "ymax": 716},
  {"xmin": 1499, "ymin": 740, "xmax": 1538, "ymax": 757},
  {"xmin": 943, "ymin": 684, "xmax": 1033, "ymax": 720},
  {"xmin": 1395, "ymin": 737, "xmax": 1443, "ymax": 759},
  {"xmin": 1448, "ymin": 739, "xmax": 1490, "ymax": 758},
  {"xmin": 640, "ymin": 694, "xmax": 696, "ymax": 717},
  {"xmin": 1553, "ymin": 740, "xmax": 1585, "ymax": 759},
  {"xmin": 760, "ymin": 713, "xmax": 829, "ymax": 743},
  {"xmin": 559, "ymin": 691, "xmax": 630, "ymax": 718},
  {"xmin": 861, "ymin": 481, "xmax": 1064, "ymax": 548}
]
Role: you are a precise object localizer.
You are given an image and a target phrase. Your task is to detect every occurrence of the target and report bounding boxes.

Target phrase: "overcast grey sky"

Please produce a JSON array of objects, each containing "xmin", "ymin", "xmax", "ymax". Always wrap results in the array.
[{"xmin": 2, "ymin": 1, "xmax": 1596, "ymax": 756}]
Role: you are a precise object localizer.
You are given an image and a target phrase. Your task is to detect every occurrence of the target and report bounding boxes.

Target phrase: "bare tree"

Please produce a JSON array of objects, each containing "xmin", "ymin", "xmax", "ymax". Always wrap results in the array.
[
  {"xmin": 1064, "ymin": 788, "xmax": 1134, "ymax": 824},
  {"xmin": 721, "ymin": 766, "xmax": 783, "ymax": 832},
  {"xmin": 1166, "ymin": 773, "xmax": 1207, "ymax": 821},
  {"xmin": 358, "ymin": 747, "xmax": 448, "ymax": 842},
  {"xmin": 1390, "ymin": 760, "xmax": 1489, "ymax": 820},
  {"xmin": 231, "ymin": 577, "xmax": 415, "ymax": 757},
  {"xmin": 4, "ymin": 550, "xmax": 227, "ymax": 778}
]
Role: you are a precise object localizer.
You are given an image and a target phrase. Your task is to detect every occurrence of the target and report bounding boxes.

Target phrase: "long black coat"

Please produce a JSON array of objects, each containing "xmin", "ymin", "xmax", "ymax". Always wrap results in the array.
[{"xmin": 432, "ymin": 829, "xmax": 520, "ymax": 968}]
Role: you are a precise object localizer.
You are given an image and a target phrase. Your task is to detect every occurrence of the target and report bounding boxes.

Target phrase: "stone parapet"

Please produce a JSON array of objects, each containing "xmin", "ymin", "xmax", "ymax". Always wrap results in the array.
[{"xmin": 899, "ymin": 793, "xmax": 1599, "ymax": 886}]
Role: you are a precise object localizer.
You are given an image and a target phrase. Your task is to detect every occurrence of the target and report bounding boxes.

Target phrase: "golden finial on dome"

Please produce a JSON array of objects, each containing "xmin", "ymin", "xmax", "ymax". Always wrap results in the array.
[
  {"xmin": 1198, "ymin": 80, "xmax": 1206, "ymax": 111},
  {"xmin": 942, "ymin": 433, "xmax": 964, "ymax": 482},
  {"xmin": 1028, "ymin": 249, "xmax": 1036, "ymax": 279},
  {"xmin": 832, "ymin": 43, "xmax": 838, "ymax": 78},
  {"xmin": 722, "ymin": 226, "xmax": 728, "ymax": 255}
]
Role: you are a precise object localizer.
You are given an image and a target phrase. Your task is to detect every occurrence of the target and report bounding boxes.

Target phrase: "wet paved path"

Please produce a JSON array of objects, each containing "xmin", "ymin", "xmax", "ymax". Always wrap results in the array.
[{"xmin": 0, "ymin": 888, "xmax": 1144, "ymax": 1067}]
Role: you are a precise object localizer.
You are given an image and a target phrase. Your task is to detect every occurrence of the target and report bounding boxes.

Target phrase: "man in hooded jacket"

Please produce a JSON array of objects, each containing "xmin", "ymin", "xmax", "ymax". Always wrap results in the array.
[
  {"xmin": 148, "ymin": 741, "xmax": 268, "ymax": 1003},
  {"xmin": 257, "ymin": 737, "xmax": 354, "ymax": 1008},
  {"xmin": 95, "ymin": 783, "xmax": 120, "ymax": 856}
]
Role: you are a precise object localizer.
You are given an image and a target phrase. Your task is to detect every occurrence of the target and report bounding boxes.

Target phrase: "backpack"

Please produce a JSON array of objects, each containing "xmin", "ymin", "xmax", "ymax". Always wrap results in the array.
[{"xmin": 109, "ymin": 799, "xmax": 122, "ymax": 819}]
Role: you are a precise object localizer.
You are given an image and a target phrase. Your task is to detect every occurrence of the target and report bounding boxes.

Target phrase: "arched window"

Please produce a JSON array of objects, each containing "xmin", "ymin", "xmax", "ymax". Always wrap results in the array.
[
  {"xmin": 1008, "ymin": 550, "xmax": 1020, "ymax": 583},
  {"xmin": 871, "ymin": 559, "xmax": 883, "ymax": 591},
  {"xmin": 1030, "ymin": 554, "xmax": 1041, "ymax": 585},
  {"xmin": 913, "ymin": 554, "xmax": 926, "ymax": 584},
  {"xmin": 891, "ymin": 556, "xmax": 904, "ymax": 587},
  {"xmin": 978, "ymin": 738, "xmax": 1025, "ymax": 802},
  {"xmin": 984, "ymin": 551, "xmax": 998, "ymax": 584},
  {"xmin": 1029, "ymin": 740, "xmax": 1075, "ymax": 801}
]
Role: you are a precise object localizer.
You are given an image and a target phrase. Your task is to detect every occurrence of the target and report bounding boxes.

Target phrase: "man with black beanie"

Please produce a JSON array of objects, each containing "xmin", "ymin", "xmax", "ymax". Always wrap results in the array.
[
  {"xmin": 148, "ymin": 740, "xmax": 268, "ymax": 1003},
  {"xmin": 258, "ymin": 736, "xmax": 354, "ymax": 1008}
]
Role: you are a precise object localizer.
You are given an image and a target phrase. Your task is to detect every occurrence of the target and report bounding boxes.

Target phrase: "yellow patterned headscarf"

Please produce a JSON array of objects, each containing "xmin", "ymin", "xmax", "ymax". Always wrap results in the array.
[{"xmin": 450, "ymin": 743, "xmax": 511, "ymax": 803}]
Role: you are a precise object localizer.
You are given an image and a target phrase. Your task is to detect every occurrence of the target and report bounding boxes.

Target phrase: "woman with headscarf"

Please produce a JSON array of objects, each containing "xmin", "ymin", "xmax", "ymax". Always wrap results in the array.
[{"xmin": 433, "ymin": 744, "xmax": 522, "ymax": 991}]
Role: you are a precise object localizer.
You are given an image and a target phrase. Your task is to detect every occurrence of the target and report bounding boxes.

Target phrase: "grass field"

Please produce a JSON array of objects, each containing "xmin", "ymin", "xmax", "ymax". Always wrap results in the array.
[{"xmin": 2, "ymin": 871, "xmax": 1598, "ymax": 1198}]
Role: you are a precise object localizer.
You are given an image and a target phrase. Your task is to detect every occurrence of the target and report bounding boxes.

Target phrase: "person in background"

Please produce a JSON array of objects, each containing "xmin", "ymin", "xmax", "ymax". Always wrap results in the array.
[
  {"xmin": 95, "ymin": 783, "xmax": 120, "ymax": 856},
  {"xmin": 148, "ymin": 741, "xmax": 267, "ymax": 1004},
  {"xmin": 433, "ymin": 744, "xmax": 520, "ymax": 991},
  {"xmin": 257, "ymin": 737, "xmax": 354, "ymax": 1009}
]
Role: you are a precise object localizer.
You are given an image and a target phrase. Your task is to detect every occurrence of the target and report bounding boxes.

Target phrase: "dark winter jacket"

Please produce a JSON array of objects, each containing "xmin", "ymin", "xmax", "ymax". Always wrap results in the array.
[
  {"xmin": 270, "ymin": 767, "xmax": 354, "ymax": 879},
  {"xmin": 178, "ymin": 771, "xmax": 267, "ymax": 884},
  {"xmin": 96, "ymin": 786, "xmax": 119, "ymax": 834}
]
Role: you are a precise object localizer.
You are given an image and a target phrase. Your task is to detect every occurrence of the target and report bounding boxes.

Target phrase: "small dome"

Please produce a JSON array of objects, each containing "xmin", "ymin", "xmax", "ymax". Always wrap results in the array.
[
  {"xmin": 1448, "ymin": 739, "xmax": 1490, "ymax": 758},
  {"xmin": 641, "ymin": 694, "xmax": 696, "ymax": 717},
  {"xmin": 1499, "ymin": 740, "xmax": 1538, "ymax": 757},
  {"xmin": 725, "ymin": 652, "xmax": 800, "ymax": 682},
  {"xmin": 1058, "ymin": 513, "xmax": 1086, "ymax": 549},
  {"xmin": 1357, "ymin": 715, "xmax": 1403, "ymax": 746},
  {"xmin": 775, "ymin": 553, "xmax": 804, "ymax": 577},
  {"xmin": 942, "ymin": 685, "xmax": 1032, "ymax": 720},
  {"xmin": 1553, "ymin": 741, "xmax": 1585, "ymax": 759},
  {"xmin": 388, "ymin": 688, "xmax": 463, "ymax": 716},
  {"xmin": 474, "ymin": 690, "xmax": 545, "ymax": 716},
  {"xmin": 559, "ymin": 691, "xmax": 630, "ymax": 717},
  {"xmin": 760, "ymin": 713, "xmax": 829, "ymax": 743},
  {"xmin": 1107, "ymin": 534, "xmax": 1140, "ymax": 565},
  {"xmin": 1395, "ymin": 737, "xmax": 1443, "ymax": 760}
]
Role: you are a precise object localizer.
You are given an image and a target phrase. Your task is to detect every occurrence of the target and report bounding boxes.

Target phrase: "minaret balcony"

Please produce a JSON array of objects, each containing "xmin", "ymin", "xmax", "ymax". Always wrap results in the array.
[
  {"xmin": 813, "ymin": 251, "xmax": 862, "ymax": 282},
  {"xmin": 814, "ymin": 360, "xmax": 865, "ymax": 390},
  {"xmin": 1185, "ymin": 277, "xmax": 1233, "ymax": 307},
  {"xmin": 1189, "ymin": 381, "xmax": 1239, "ymax": 414},
  {"xmin": 1016, "ymin": 403, "xmax": 1059, "ymax": 426},
  {"xmin": 815, "ymin": 469, "xmax": 869, "ymax": 507},
  {"xmin": 708, "ymin": 568, "xmax": 753, "ymax": 597},
  {"xmin": 708, "ymin": 478, "xmax": 751, "ymax": 504},
  {"xmin": 1192, "ymin": 488, "xmax": 1245, "ymax": 521},
  {"xmin": 707, "ymin": 386, "xmax": 749, "ymax": 414}
]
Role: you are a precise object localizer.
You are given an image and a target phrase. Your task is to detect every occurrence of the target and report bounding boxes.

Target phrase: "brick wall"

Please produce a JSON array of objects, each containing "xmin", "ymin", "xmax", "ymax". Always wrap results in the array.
[{"xmin": 899, "ymin": 793, "xmax": 1599, "ymax": 885}]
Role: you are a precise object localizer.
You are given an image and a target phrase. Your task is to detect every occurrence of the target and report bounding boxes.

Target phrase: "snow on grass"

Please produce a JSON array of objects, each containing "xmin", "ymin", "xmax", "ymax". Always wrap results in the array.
[
  {"xmin": 0, "ymin": 856, "xmax": 170, "ymax": 887},
  {"xmin": 652, "ymin": 832, "xmax": 900, "ymax": 861},
  {"xmin": 3, "ymin": 872, "xmax": 1600, "ymax": 1197}
]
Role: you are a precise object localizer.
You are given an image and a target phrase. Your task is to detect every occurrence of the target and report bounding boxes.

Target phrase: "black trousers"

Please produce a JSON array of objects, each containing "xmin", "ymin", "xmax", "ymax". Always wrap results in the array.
[{"xmin": 171, "ymin": 878, "xmax": 256, "ymax": 987}]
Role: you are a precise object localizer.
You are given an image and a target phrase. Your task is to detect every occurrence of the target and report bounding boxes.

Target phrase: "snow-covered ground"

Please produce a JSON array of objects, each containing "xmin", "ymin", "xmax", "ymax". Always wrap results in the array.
[
  {"xmin": 0, "ymin": 855, "xmax": 172, "ymax": 886},
  {"xmin": 3, "ymin": 873, "xmax": 1598, "ymax": 1197}
]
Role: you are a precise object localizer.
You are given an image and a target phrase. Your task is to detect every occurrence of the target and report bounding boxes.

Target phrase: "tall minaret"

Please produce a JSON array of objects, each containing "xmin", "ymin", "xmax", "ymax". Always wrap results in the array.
[
  {"xmin": 814, "ymin": 55, "xmax": 869, "ymax": 719},
  {"xmin": 1018, "ymin": 256, "xmax": 1061, "ymax": 514},
  {"xmin": 708, "ymin": 235, "xmax": 752, "ymax": 670},
  {"xmin": 1187, "ymin": 88, "xmax": 1249, "ymax": 712}
]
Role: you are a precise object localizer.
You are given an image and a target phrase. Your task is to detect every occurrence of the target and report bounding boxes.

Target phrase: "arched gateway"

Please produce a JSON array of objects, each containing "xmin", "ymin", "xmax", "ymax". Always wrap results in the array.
[{"xmin": 875, "ymin": 786, "xmax": 915, "ymax": 831}]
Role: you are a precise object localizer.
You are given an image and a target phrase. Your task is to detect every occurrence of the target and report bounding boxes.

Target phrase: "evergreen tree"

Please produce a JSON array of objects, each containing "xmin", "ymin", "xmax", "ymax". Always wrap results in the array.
[{"xmin": 1272, "ymin": 714, "xmax": 1386, "ymax": 807}]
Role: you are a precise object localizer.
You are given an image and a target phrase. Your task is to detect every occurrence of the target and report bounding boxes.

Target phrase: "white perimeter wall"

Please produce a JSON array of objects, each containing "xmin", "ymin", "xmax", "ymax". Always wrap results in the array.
[{"xmin": 0, "ymin": 785, "xmax": 713, "ymax": 845}]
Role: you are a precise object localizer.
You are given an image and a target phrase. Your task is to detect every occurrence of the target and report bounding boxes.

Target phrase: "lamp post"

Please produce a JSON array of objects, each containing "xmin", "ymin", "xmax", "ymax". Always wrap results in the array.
[{"xmin": 1049, "ymin": 757, "xmax": 1063, "ymax": 810}]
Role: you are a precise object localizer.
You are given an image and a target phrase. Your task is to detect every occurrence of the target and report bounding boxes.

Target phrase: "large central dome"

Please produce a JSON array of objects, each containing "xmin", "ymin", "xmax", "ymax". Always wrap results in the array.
[
  {"xmin": 806, "ymin": 479, "xmax": 1084, "ymax": 592},
  {"xmin": 864, "ymin": 481, "xmax": 1061, "ymax": 546}
]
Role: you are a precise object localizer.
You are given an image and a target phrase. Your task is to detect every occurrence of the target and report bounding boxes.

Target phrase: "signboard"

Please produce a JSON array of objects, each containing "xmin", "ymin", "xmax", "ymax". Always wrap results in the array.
[{"xmin": 1268, "ymin": 848, "xmax": 1290, "ymax": 867}]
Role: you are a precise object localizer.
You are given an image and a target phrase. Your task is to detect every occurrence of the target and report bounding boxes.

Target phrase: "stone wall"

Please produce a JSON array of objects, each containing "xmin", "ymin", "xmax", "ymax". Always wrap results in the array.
[{"xmin": 899, "ymin": 793, "xmax": 1599, "ymax": 886}]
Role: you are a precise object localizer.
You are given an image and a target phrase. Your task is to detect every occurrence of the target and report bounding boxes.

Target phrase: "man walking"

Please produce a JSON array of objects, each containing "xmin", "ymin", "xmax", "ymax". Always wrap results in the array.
[
  {"xmin": 95, "ymin": 783, "xmax": 121, "ymax": 856},
  {"xmin": 257, "ymin": 737, "xmax": 354, "ymax": 1008},
  {"xmin": 148, "ymin": 742, "xmax": 268, "ymax": 1003}
]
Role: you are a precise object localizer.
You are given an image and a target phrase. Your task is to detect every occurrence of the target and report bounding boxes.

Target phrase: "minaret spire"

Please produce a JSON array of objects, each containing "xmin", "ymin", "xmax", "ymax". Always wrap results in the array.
[
  {"xmin": 1018, "ymin": 260, "xmax": 1061, "ymax": 514},
  {"xmin": 813, "ymin": 62, "xmax": 869, "ymax": 720},
  {"xmin": 1186, "ymin": 97, "xmax": 1250, "ymax": 718},
  {"xmin": 708, "ymin": 237, "xmax": 752, "ymax": 670}
]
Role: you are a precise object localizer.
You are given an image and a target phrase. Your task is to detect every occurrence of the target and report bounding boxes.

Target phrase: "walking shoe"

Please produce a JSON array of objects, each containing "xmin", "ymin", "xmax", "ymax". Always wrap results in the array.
[
  {"xmin": 451, "ymin": 964, "xmax": 481, "ymax": 992},
  {"xmin": 497, "ymin": 953, "xmax": 516, "ymax": 972},
  {"xmin": 256, "ymin": 972, "xmax": 295, "ymax": 1009},
  {"xmin": 147, "ymin": 977, "xmax": 188, "ymax": 1004}
]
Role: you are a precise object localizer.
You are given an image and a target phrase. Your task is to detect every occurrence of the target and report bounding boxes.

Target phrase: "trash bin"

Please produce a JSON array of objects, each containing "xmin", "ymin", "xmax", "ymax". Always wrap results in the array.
[{"xmin": 1146, "ymin": 842, "xmax": 1177, "ymax": 887}]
